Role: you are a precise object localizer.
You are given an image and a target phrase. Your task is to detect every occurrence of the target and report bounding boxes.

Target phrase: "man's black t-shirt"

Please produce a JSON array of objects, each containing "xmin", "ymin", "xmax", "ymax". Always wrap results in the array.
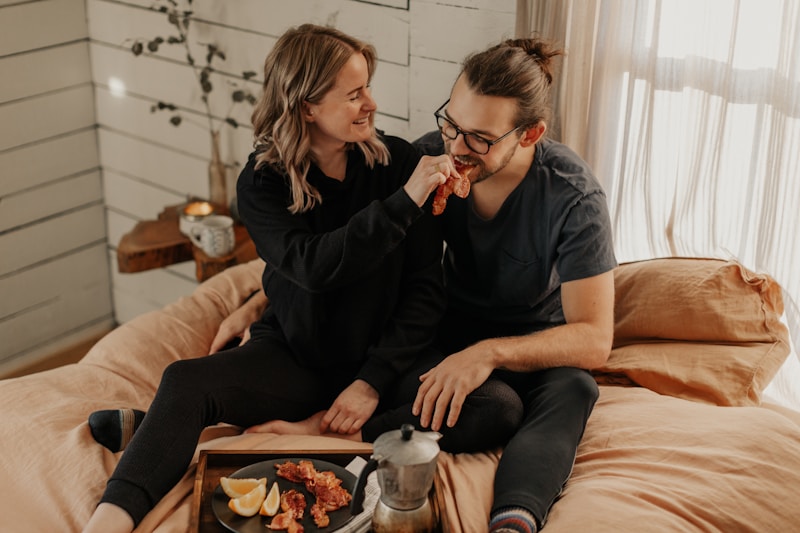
[{"xmin": 414, "ymin": 132, "xmax": 617, "ymax": 331}]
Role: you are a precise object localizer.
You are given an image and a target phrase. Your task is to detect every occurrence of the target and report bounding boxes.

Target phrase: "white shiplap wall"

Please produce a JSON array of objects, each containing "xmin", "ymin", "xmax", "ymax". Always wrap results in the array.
[
  {"xmin": 0, "ymin": 0, "xmax": 114, "ymax": 376},
  {"xmin": 1, "ymin": 0, "xmax": 515, "ymax": 373},
  {"xmin": 92, "ymin": 0, "xmax": 516, "ymax": 323}
]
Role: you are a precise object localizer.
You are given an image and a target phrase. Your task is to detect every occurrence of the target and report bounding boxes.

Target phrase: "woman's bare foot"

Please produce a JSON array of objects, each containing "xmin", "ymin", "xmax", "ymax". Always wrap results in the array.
[
  {"xmin": 245, "ymin": 411, "xmax": 362, "ymax": 441},
  {"xmin": 245, "ymin": 412, "xmax": 326, "ymax": 435},
  {"xmin": 82, "ymin": 502, "xmax": 134, "ymax": 533}
]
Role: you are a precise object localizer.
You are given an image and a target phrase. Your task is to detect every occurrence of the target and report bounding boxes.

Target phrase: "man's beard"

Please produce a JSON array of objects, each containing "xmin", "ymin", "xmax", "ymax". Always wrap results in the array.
[{"xmin": 445, "ymin": 141, "xmax": 518, "ymax": 184}]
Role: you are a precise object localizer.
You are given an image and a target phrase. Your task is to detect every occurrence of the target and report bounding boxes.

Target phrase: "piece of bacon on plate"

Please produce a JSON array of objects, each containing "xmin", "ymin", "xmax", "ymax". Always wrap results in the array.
[
  {"xmin": 310, "ymin": 503, "xmax": 330, "ymax": 528},
  {"xmin": 274, "ymin": 460, "xmax": 353, "ymax": 528},
  {"xmin": 268, "ymin": 512, "xmax": 304, "ymax": 533},
  {"xmin": 274, "ymin": 461, "xmax": 305, "ymax": 483},
  {"xmin": 268, "ymin": 489, "xmax": 306, "ymax": 532}
]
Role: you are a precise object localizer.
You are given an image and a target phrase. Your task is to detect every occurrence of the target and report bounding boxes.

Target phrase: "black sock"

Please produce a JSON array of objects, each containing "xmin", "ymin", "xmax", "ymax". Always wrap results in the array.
[{"xmin": 88, "ymin": 408, "xmax": 146, "ymax": 452}]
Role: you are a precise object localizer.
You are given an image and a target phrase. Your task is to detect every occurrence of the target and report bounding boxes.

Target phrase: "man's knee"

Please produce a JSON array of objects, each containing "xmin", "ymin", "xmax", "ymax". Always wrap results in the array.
[
  {"xmin": 563, "ymin": 367, "xmax": 599, "ymax": 406},
  {"xmin": 530, "ymin": 367, "xmax": 599, "ymax": 418}
]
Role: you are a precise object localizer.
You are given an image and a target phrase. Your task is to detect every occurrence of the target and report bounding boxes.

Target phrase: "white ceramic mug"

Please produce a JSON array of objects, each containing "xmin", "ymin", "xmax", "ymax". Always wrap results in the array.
[{"xmin": 189, "ymin": 215, "xmax": 235, "ymax": 257}]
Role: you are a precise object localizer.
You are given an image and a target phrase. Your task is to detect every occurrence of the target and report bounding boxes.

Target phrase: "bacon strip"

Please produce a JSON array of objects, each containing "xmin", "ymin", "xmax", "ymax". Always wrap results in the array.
[
  {"xmin": 267, "ymin": 489, "xmax": 306, "ymax": 531},
  {"xmin": 433, "ymin": 165, "xmax": 473, "ymax": 215},
  {"xmin": 273, "ymin": 460, "xmax": 353, "ymax": 529}
]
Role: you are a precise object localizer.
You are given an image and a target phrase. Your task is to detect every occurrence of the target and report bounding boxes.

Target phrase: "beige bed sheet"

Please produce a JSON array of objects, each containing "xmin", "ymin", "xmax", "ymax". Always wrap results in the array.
[
  {"xmin": 437, "ymin": 385, "xmax": 800, "ymax": 532},
  {"xmin": 1, "ymin": 259, "xmax": 799, "ymax": 532}
]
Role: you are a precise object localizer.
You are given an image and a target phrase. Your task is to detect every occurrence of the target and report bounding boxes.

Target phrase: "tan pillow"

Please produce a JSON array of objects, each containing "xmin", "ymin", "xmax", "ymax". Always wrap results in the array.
[{"xmin": 595, "ymin": 257, "xmax": 790, "ymax": 406}]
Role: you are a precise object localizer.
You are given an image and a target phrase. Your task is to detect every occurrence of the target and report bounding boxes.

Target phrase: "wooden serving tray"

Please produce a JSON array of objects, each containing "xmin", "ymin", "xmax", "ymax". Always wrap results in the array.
[{"xmin": 190, "ymin": 449, "xmax": 373, "ymax": 533}]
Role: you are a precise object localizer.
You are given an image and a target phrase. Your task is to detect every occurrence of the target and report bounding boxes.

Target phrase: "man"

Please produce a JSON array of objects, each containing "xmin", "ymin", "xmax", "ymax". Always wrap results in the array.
[{"xmin": 410, "ymin": 37, "xmax": 617, "ymax": 533}]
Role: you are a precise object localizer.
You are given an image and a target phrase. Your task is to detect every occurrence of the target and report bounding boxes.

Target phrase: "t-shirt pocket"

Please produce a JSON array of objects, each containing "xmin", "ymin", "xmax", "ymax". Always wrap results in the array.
[{"xmin": 493, "ymin": 249, "xmax": 547, "ymax": 307}]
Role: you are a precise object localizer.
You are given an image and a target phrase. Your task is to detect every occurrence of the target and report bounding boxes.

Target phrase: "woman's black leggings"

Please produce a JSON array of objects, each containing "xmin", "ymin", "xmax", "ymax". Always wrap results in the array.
[{"xmin": 99, "ymin": 333, "xmax": 522, "ymax": 526}]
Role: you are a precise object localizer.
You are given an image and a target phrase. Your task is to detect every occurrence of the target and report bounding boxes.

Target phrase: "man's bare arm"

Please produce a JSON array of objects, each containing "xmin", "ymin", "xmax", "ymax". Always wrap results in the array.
[
  {"xmin": 413, "ymin": 270, "xmax": 615, "ymax": 430},
  {"xmin": 485, "ymin": 270, "xmax": 615, "ymax": 372}
]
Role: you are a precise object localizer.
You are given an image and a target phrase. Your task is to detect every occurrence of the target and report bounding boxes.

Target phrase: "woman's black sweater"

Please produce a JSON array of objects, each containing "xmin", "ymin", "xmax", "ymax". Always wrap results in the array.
[{"xmin": 236, "ymin": 134, "xmax": 445, "ymax": 397}]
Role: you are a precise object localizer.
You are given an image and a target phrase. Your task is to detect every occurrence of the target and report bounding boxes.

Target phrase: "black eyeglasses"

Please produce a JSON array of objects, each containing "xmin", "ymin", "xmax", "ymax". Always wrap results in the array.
[{"xmin": 434, "ymin": 99, "xmax": 520, "ymax": 155}]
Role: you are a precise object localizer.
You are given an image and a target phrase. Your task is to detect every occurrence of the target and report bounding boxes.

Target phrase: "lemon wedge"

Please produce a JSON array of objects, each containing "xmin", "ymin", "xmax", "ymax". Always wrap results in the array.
[
  {"xmin": 260, "ymin": 481, "xmax": 281, "ymax": 516},
  {"xmin": 220, "ymin": 476, "xmax": 267, "ymax": 499},
  {"xmin": 228, "ymin": 483, "xmax": 267, "ymax": 517}
]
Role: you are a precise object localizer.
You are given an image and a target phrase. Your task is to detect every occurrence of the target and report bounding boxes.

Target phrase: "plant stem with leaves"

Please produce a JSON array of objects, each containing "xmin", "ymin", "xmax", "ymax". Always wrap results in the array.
[
  {"xmin": 127, "ymin": 0, "xmax": 258, "ymax": 206},
  {"xmin": 129, "ymin": 0, "xmax": 257, "ymax": 137}
]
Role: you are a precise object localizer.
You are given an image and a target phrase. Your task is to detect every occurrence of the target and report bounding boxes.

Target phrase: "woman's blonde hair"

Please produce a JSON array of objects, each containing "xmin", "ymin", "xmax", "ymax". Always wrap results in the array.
[{"xmin": 251, "ymin": 24, "xmax": 390, "ymax": 213}]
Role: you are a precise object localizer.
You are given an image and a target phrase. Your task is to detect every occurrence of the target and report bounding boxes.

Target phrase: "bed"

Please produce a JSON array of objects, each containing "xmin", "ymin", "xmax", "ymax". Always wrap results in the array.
[{"xmin": 1, "ymin": 257, "xmax": 799, "ymax": 532}]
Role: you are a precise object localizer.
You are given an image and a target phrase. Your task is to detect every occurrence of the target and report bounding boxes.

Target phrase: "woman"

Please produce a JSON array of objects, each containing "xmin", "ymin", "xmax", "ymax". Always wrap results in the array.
[{"xmin": 83, "ymin": 24, "xmax": 520, "ymax": 533}]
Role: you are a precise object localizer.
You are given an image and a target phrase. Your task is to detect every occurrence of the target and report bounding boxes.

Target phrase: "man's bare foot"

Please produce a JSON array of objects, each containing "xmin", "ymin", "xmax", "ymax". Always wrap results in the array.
[{"xmin": 245, "ymin": 411, "xmax": 362, "ymax": 441}]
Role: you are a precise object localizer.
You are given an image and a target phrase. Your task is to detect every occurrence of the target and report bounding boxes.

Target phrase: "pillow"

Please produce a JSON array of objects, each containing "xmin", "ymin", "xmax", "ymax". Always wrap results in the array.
[{"xmin": 594, "ymin": 257, "xmax": 790, "ymax": 406}]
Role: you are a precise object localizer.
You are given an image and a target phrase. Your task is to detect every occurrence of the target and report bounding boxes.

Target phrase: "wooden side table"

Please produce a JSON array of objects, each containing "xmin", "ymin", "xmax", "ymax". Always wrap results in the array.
[{"xmin": 117, "ymin": 203, "xmax": 258, "ymax": 282}]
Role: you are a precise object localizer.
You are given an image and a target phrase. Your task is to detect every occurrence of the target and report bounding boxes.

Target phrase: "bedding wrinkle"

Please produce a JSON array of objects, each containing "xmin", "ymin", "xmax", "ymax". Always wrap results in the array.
[
  {"xmin": 0, "ymin": 261, "xmax": 266, "ymax": 533},
  {"xmin": 435, "ymin": 449, "xmax": 502, "ymax": 533},
  {"xmin": 549, "ymin": 386, "xmax": 800, "ymax": 532}
]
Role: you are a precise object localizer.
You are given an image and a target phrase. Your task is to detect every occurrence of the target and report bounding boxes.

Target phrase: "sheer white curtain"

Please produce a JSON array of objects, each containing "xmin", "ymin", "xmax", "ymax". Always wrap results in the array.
[{"xmin": 517, "ymin": 0, "xmax": 800, "ymax": 402}]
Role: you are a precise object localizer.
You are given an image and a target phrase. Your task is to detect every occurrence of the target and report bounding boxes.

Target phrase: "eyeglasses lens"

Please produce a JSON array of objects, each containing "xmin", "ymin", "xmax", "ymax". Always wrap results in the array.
[{"xmin": 436, "ymin": 116, "xmax": 489, "ymax": 154}]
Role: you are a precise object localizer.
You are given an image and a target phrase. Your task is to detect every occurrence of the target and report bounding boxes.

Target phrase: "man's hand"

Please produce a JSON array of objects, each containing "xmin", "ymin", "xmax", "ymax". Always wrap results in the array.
[
  {"xmin": 412, "ymin": 343, "xmax": 496, "ymax": 431},
  {"xmin": 321, "ymin": 379, "xmax": 379, "ymax": 435},
  {"xmin": 209, "ymin": 290, "xmax": 268, "ymax": 354}
]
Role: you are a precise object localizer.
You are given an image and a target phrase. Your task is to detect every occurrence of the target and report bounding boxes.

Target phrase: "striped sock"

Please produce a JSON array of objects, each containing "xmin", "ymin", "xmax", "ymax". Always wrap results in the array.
[
  {"xmin": 489, "ymin": 506, "xmax": 538, "ymax": 533},
  {"xmin": 88, "ymin": 408, "xmax": 146, "ymax": 452}
]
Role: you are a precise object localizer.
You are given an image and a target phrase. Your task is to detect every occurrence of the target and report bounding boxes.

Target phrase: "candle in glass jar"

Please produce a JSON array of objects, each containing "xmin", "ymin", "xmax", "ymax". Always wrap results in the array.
[
  {"xmin": 183, "ymin": 201, "xmax": 215, "ymax": 218},
  {"xmin": 179, "ymin": 201, "xmax": 216, "ymax": 236}
]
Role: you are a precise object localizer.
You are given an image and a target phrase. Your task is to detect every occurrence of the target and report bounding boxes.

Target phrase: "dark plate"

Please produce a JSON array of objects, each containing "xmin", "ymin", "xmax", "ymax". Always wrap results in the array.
[{"xmin": 212, "ymin": 457, "xmax": 356, "ymax": 533}]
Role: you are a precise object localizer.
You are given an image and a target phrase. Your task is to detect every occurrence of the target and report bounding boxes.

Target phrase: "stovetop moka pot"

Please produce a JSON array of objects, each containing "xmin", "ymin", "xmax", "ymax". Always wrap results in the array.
[{"xmin": 350, "ymin": 424, "xmax": 442, "ymax": 532}]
